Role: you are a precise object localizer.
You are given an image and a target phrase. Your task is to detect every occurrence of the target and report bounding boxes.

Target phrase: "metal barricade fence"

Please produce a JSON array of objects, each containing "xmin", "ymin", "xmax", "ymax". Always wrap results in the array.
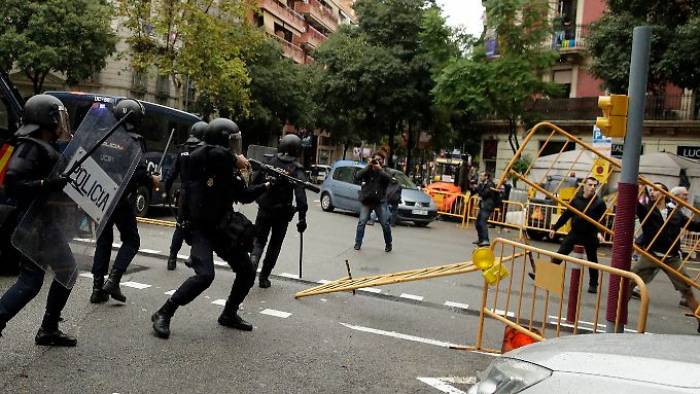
[
  {"xmin": 470, "ymin": 238, "xmax": 649, "ymax": 354},
  {"xmin": 425, "ymin": 189, "xmax": 470, "ymax": 225}
]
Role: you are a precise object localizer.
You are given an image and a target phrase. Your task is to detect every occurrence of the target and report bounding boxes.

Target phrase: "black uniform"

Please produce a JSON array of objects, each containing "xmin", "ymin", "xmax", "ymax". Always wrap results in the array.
[
  {"xmin": 0, "ymin": 138, "xmax": 74, "ymax": 341},
  {"xmin": 551, "ymin": 192, "xmax": 607, "ymax": 289},
  {"xmin": 165, "ymin": 142, "xmax": 200, "ymax": 265},
  {"xmin": 152, "ymin": 144, "xmax": 267, "ymax": 338},
  {"xmin": 474, "ymin": 178, "xmax": 497, "ymax": 244},
  {"xmin": 251, "ymin": 154, "xmax": 308, "ymax": 283}
]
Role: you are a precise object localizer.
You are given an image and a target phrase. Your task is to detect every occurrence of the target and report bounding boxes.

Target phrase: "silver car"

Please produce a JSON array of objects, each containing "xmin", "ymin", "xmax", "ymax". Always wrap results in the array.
[
  {"xmin": 319, "ymin": 160, "xmax": 437, "ymax": 226},
  {"xmin": 468, "ymin": 334, "xmax": 700, "ymax": 393}
]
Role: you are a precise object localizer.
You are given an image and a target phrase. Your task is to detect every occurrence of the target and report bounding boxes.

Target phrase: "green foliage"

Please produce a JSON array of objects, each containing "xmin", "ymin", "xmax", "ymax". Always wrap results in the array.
[
  {"xmin": 0, "ymin": 0, "xmax": 117, "ymax": 93},
  {"xmin": 587, "ymin": 0, "xmax": 700, "ymax": 92}
]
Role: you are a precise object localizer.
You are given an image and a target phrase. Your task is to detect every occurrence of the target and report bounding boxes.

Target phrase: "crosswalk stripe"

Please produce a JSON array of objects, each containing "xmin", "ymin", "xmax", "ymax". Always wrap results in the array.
[
  {"xmin": 260, "ymin": 309, "xmax": 292, "ymax": 318},
  {"xmin": 121, "ymin": 281, "xmax": 151, "ymax": 289}
]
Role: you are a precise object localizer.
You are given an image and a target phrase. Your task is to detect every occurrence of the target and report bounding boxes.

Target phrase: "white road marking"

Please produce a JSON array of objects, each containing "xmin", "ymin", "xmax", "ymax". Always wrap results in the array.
[
  {"xmin": 358, "ymin": 287, "xmax": 381, "ymax": 294},
  {"xmin": 139, "ymin": 249, "xmax": 161, "ymax": 254},
  {"xmin": 164, "ymin": 290, "xmax": 176, "ymax": 295},
  {"xmin": 318, "ymin": 279, "xmax": 332, "ymax": 284},
  {"xmin": 417, "ymin": 377, "xmax": 476, "ymax": 394},
  {"xmin": 260, "ymin": 309, "xmax": 292, "ymax": 318},
  {"xmin": 214, "ymin": 260, "xmax": 227, "ymax": 267},
  {"xmin": 112, "ymin": 243, "xmax": 122, "ymax": 248},
  {"xmin": 279, "ymin": 272, "xmax": 299, "ymax": 279},
  {"xmin": 79, "ymin": 272, "xmax": 94, "ymax": 279},
  {"xmin": 313, "ymin": 199, "xmax": 320, "ymax": 203},
  {"xmin": 491, "ymin": 309, "xmax": 515, "ymax": 318},
  {"xmin": 177, "ymin": 254, "xmax": 189, "ymax": 260},
  {"xmin": 340, "ymin": 322, "xmax": 460, "ymax": 348},
  {"xmin": 121, "ymin": 281, "xmax": 151, "ymax": 290},
  {"xmin": 212, "ymin": 299, "xmax": 227, "ymax": 306},
  {"xmin": 73, "ymin": 238, "xmax": 94, "ymax": 243},
  {"xmin": 444, "ymin": 301, "xmax": 469, "ymax": 310},
  {"xmin": 400, "ymin": 293, "xmax": 424, "ymax": 301},
  {"xmin": 548, "ymin": 318, "xmax": 638, "ymax": 333}
]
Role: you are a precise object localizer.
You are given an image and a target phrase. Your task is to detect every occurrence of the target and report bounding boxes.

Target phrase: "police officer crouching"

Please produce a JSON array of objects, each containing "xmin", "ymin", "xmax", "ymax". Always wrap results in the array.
[
  {"xmin": 152, "ymin": 118, "xmax": 271, "ymax": 339},
  {"xmin": 165, "ymin": 121, "xmax": 208, "ymax": 270},
  {"xmin": 251, "ymin": 134, "xmax": 308, "ymax": 288},
  {"xmin": 90, "ymin": 99, "xmax": 154, "ymax": 304},
  {"xmin": 0, "ymin": 95, "xmax": 76, "ymax": 346}
]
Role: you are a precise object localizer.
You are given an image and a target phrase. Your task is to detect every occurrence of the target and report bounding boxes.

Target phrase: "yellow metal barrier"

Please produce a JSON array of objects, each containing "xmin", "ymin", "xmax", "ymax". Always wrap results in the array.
[
  {"xmin": 136, "ymin": 217, "xmax": 177, "ymax": 227},
  {"xmin": 425, "ymin": 189, "xmax": 470, "ymax": 226}
]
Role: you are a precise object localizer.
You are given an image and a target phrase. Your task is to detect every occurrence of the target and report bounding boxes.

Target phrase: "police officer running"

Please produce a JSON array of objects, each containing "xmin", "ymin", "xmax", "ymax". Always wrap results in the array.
[
  {"xmin": 251, "ymin": 134, "xmax": 308, "ymax": 289},
  {"xmin": 165, "ymin": 121, "xmax": 208, "ymax": 270},
  {"xmin": 0, "ymin": 95, "xmax": 76, "ymax": 346},
  {"xmin": 90, "ymin": 100, "xmax": 154, "ymax": 304},
  {"xmin": 152, "ymin": 118, "xmax": 271, "ymax": 339}
]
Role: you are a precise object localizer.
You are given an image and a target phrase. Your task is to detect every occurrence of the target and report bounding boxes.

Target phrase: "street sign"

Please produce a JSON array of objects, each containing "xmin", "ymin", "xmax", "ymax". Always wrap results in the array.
[
  {"xmin": 592, "ymin": 126, "xmax": 612, "ymax": 157},
  {"xmin": 677, "ymin": 145, "xmax": 700, "ymax": 160}
]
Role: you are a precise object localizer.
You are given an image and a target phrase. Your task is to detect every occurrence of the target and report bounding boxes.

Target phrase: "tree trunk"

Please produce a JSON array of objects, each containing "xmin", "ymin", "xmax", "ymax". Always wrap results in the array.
[
  {"xmin": 406, "ymin": 121, "xmax": 413, "ymax": 175},
  {"xmin": 387, "ymin": 121, "xmax": 396, "ymax": 167},
  {"xmin": 342, "ymin": 142, "xmax": 348, "ymax": 160}
]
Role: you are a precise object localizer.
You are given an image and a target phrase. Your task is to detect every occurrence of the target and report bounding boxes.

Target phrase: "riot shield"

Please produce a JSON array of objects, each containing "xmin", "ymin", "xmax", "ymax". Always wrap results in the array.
[
  {"xmin": 12, "ymin": 104, "xmax": 143, "ymax": 288},
  {"xmin": 247, "ymin": 145, "xmax": 277, "ymax": 163}
]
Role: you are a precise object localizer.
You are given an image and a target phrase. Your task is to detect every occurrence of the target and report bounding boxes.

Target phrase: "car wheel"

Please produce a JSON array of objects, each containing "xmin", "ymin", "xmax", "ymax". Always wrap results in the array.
[
  {"xmin": 320, "ymin": 193, "xmax": 334, "ymax": 212},
  {"xmin": 414, "ymin": 221, "xmax": 429, "ymax": 227},
  {"xmin": 134, "ymin": 186, "xmax": 150, "ymax": 217}
]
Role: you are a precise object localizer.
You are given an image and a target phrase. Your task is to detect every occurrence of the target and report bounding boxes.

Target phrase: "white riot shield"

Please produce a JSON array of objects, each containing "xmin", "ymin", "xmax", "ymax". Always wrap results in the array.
[{"xmin": 12, "ymin": 104, "xmax": 143, "ymax": 288}]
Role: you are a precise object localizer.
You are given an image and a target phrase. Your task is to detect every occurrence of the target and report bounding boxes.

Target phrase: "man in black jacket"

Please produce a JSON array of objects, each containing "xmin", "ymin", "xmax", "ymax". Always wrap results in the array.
[
  {"xmin": 473, "ymin": 171, "xmax": 498, "ymax": 246},
  {"xmin": 354, "ymin": 152, "xmax": 392, "ymax": 252},
  {"xmin": 549, "ymin": 176, "xmax": 607, "ymax": 293},
  {"xmin": 632, "ymin": 182, "xmax": 700, "ymax": 333}
]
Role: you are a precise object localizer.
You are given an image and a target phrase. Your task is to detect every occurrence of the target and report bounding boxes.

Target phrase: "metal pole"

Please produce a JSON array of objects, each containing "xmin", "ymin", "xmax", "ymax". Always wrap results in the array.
[{"xmin": 606, "ymin": 26, "xmax": 651, "ymax": 332}]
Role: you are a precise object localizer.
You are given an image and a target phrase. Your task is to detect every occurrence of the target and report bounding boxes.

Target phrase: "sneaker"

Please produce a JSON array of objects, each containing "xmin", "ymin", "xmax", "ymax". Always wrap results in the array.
[
  {"xmin": 588, "ymin": 285, "xmax": 598, "ymax": 294},
  {"xmin": 385, "ymin": 244, "xmax": 392, "ymax": 252},
  {"xmin": 353, "ymin": 243, "xmax": 361, "ymax": 251},
  {"xmin": 477, "ymin": 241, "xmax": 490, "ymax": 247},
  {"xmin": 35, "ymin": 328, "xmax": 77, "ymax": 347}
]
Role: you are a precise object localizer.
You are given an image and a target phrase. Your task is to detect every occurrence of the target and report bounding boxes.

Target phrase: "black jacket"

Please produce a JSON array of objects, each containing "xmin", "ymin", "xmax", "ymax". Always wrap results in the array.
[
  {"xmin": 252, "ymin": 155, "xmax": 308, "ymax": 221},
  {"xmin": 552, "ymin": 192, "xmax": 607, "ymax": 242},
  {"xmin": 637, "ymin": 201, "xmax": 700, "ymax": 256},
  {"xmin": 355, "ymin": 165, "xmax": 391, "ymax": 206},
  {"xmin": 475, "ymin": 179, "xmax": 497, "ymax": 211},
  {"xmin": 4, "ymin": 137, "xmax": 59, "ymax": 212}
]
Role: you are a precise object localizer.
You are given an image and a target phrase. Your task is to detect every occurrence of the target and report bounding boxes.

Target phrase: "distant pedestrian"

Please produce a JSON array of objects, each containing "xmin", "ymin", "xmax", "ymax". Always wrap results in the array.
[
  {"xmin": 549, "ymin": 176, "xmax": 607, "ymax": 294},
  {"xmin": 472, "ymin": 171, "xmax": 497, "ymax": 246},
  {"xmin": 354, "ymin": 152, "xmax": 392, "ymax": 252}
]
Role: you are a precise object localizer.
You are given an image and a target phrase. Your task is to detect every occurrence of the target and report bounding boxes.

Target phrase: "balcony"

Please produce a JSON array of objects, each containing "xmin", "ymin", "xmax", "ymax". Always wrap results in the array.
[
  {"xmin": 526, "ymin": 94, "xmax": 700, "ymax": 121},
  {"xmin": 259, "ymin": 0, "xmax": 306, "ymax": 33},
  {"xmin": 295, "ymin": 0, "xmax": 338, "ymax": 33},
  {"xmin": 270, "ymin": 33, "xmax": 307, "ymax": 64},
  {"xmin": 293, "ymin": 25, "xmax": 327, "ymax": 49},
  {"xmin": 552, "ymin": 24, "xmax": 588, "ymax": 54}
]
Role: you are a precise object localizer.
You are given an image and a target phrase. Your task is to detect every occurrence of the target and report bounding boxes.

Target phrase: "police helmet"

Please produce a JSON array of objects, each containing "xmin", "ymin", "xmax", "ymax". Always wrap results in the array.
[
  {"xmin": 113, "ymin": 99, "xmax": 145, "ymax": 130},
  {"xmin": 187, "ymin": 121, "xmax": 208, "ymax": 144},
  {"xmin": 278, "ymin": 134, "xmax": 301, "ymax": 160},
  {"xmin": 206, "ymin": 118, "xmax": 242, "ymax": 154},
  {"xmin": 16, "ymin": 94, "xmax": 71, "ymax": 138}
]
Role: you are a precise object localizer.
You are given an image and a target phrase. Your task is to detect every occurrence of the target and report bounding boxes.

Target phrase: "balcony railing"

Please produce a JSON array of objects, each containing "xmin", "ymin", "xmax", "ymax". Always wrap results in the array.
[
  {"xmin": 526, "ymin": 94, "xmax": 700, "ymax": 121},
  {"xmin": 293, "ymin": 24, "xmax": 327, "ymax": 49},
  {"xmin": 295, "ymin": 0, "xmax": 338, "ymax": 33},
  {"xmin": 270, "ymin": 33, "xmax": 306, "ymax": 64},
  {"xmin": 259, "ymin": 0, "xmax": 306, "ymax": 32},
  {"xmin": 552, "ymin": 24, "xmax": 588, "ymax": 52}
]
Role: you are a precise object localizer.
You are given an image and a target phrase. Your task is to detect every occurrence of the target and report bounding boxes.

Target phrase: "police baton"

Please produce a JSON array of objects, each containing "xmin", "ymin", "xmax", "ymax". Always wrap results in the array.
[
  {"xmin": 62, "ymin": 110, "xmax": 135, "ymax": 177},
  {"xmin": 299, "ymin": 232, "xmax": 303, "ymax": 278},
  {"xmin": 156, "ymin": 127, "xmax": 176, "ymax": 175}
]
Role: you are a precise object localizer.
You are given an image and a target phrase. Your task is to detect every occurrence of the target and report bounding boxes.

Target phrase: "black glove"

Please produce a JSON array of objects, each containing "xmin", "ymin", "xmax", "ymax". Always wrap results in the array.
[
  {"xmin": 43, "ymin": 176, "xmax": 69, "ymax": 192},
  {"xmin": 297, "ymin": 219, "xmax": 307, "ymax": 233}
]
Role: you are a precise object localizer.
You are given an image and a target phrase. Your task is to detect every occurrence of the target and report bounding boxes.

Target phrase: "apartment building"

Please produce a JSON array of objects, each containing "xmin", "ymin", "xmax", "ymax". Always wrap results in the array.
[{"xmin": 479, "ymin": 0, "xmax": 700, "ymax": 178}]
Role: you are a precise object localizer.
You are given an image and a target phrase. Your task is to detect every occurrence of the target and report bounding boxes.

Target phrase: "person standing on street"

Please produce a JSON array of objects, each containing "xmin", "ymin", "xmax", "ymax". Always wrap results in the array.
[
  {"xmin": 0, "ymin": 95, "xmax": 76, "ymax": 346},
  {"xmin": 473, "ymin": 171, "xmax": 497, "ymax": 246},
  {"xmin": 164, "ymin": 121, "xmax": 208, "ymax": 270},
  {"xmin": 354, "ymin": 152, "xmax": 392, "ymax": 252},
  {"xmin": 631, "ymin": 183, "xmax": 700, "ymax": 333},
  {"xmin": 90, "ymin": 100, "xmax": 154, "ymax": 304},
  {"xmin": 151, "ymin": 118, "xmax": 270, "ymax": 339},
  {"xmin": 548, "ymin": 176, "xmax": 607, "ymax": 294},
  {"xmin": 250, "ymin": 134, "xmax": 308, "ymax": 289}
]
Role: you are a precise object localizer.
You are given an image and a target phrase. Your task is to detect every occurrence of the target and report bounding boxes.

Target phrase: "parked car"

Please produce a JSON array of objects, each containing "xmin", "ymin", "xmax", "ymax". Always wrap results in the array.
[
  {"xmin": 319, "ymin": 160, "xmax": 437, "ymax": 227},
  {"xmin": 309, "ymin": 164, "xmax": 331, "ymax": 184},
  {"xmin": 468, "ymin": 334, "xmax": 700, "ymax": 393}
]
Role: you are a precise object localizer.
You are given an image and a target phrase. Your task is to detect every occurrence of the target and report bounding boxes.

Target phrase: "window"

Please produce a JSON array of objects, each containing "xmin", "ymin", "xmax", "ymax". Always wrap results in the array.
[
  {"xmin": 332, "ymin": 166, "xmax": 355, "ymax": 183},
  {"xmin": 539, "ymin": 140, "xmax": 575, "ymax": 157}
]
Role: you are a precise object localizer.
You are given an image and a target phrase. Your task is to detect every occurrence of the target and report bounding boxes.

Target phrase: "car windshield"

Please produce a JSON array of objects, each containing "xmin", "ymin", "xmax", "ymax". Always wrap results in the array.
[{"xmin": 389, "ymin": 170, "xmax": 417, "ymax": 189}]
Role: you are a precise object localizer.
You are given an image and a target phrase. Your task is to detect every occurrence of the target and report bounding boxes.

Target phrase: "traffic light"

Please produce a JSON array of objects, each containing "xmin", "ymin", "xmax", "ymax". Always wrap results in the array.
[{"xmin": 595, "ymin": 95, "xmax": 628, "ymax": 138}]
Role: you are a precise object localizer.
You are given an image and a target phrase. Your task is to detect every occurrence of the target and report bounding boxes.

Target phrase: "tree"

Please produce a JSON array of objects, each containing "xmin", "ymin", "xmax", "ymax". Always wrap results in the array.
[
  {"xmin": 587, "ymin": 0, "xmax": 700, "ymax": 92},
  {"xmin": 0, "ymin": 0, "xmax": 118, "ymax": 94},
  {"xmin": 118, "ymin": 0, "xmax": 264, "ymax": 118}
]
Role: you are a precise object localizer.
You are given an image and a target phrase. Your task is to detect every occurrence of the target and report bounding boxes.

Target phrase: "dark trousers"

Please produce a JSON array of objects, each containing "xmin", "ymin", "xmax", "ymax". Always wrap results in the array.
[
  {"xmin": 252, "ymin": 211, "xmax": 290, "ymax": 279},
  {"xmin": 553, "ymin": 235, "xmax": 600, "ymax": 287},
  {"xmin": 0, "ymin": 259, "xmax": 72, "ymax": 328},
  {"xmin": 170, "ymin": 229, "xmax": 255, "ymax": 311},
  {"xmin": 168, "ymin": 224, "xmax": 186, "ymax": 259},
  {"xmin": 93, "ymin": 202, "xmax": 140, "ymax": 278},
  {"xmin": 475, "ymin": 208, "xmax": 492, "ymax": 242}
]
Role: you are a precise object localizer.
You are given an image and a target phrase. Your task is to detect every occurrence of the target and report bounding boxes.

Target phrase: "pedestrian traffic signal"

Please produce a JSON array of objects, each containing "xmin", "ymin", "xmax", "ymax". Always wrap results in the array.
[{"xmin": 595, "ymin": 95, "xmax": 628, "ymax": 138}]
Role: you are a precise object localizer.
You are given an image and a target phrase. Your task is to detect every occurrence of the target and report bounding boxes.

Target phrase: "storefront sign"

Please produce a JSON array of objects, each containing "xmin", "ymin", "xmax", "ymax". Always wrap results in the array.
[{"xmin": 677, "ymin": 145, "xmax": 700, "ymax": 159}]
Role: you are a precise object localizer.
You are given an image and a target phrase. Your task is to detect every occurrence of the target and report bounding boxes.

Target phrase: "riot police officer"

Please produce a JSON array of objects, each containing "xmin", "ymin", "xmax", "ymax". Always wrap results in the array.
[
  {"xmin": 152, "ymin": 118, "xmax": 270, "ymax": 339},
  {"xmin": 90, "ymin": 99, "xmax": 154, "ymax": 304},
  {"xmin": 0, "ymin": 94, "xmax": 76, "ymax": 346},
  {"xmin": 165, "ymin": 121, "xmax": 208, "ymax": 270},
  {"xmin": 251, "ymin": 134, "xmax": 308, "ymax": 288}
]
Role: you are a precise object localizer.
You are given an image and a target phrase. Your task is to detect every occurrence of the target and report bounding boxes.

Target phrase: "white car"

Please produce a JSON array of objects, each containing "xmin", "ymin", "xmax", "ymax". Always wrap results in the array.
[{"xmin": 468, "ymin": 334, "xmax": 700, "ymax": 393}]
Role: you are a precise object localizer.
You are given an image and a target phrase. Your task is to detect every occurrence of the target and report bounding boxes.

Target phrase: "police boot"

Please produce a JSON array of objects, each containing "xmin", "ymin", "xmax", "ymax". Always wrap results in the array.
[
  {"xmin": 152, "ymin": 299, "xmax": 178, "ymax": 339},
  {"xmin": 258, "ymin": 274, "xmax": 271, "ymax": 289},
  {"xmin": 218, "ymin": 304, "xmax": 253, "ymax": 331},
  {"xmin": 167, "ymin": 256, "xmax": 176, "ymax": 271},
  {"xmin": 103, "ymin": 270, "xmax": 126, "ymax": 303},
  {"xmin": 90, "ymin": 276, "xmax": 109, "ymax": 304},
  {"xmin": 35, "ymin": 313, "xmax": 77, "ymax": 347}
]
